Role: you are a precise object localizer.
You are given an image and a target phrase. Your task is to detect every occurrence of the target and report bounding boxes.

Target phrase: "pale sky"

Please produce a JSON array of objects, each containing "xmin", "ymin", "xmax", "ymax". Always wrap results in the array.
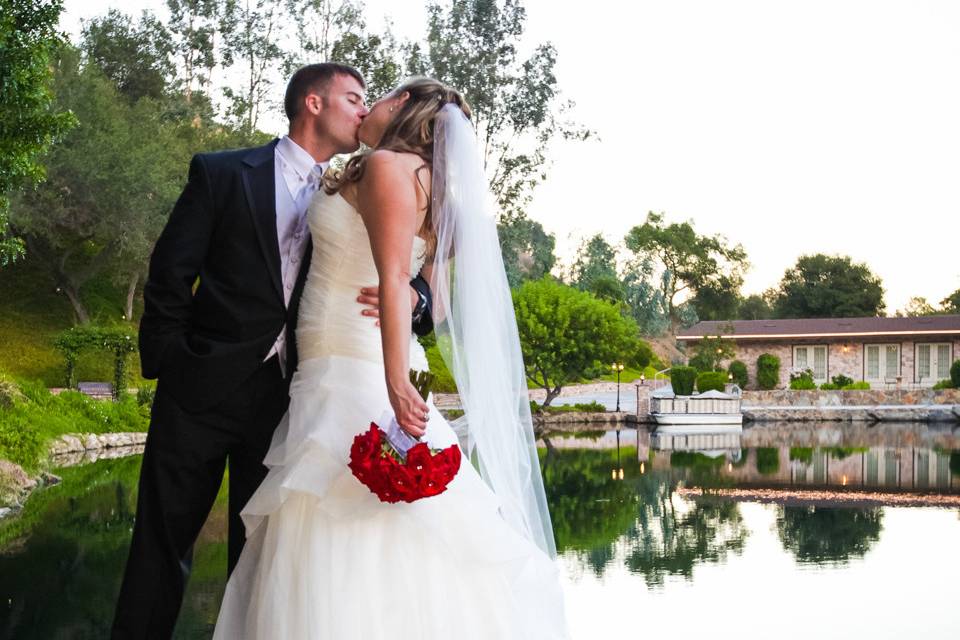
[{"xmin": 62, "ymin": 0, "xmax": 960, "ymax": 314}]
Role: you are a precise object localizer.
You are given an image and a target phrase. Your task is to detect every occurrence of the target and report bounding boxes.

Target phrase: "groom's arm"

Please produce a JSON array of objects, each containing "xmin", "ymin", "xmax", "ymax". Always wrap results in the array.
[
  {"xmin": 410, "ymin": 274, "xmax": 433, "ymax": 337},
  {"xmin": 139, "ymin": 153, "xmax": 216, "ymax": 379},
  {"xmin": 357, "ymin": 276, "xmax": 434, "ymax": 336}
]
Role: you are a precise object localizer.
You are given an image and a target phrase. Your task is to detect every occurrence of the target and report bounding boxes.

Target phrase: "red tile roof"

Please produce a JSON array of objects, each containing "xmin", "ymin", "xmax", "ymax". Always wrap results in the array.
[{"xmin": 677, "ymin": 315, "xmax": 960, "ymax": 340}]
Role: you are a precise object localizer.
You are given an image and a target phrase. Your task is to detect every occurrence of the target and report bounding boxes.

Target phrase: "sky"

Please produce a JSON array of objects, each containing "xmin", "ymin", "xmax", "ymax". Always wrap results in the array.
[{"xmin": 61, "ymin": 0, "xmax": 960, "ymax": 314}]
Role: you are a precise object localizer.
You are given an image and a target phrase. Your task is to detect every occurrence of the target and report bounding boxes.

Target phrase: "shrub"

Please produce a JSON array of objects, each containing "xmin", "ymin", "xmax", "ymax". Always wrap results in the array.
[
  {"xmin": 670, "ymin": 366, "xmax": 697, "ymax": 395},
  {"xmin": 756, "ymin": 447, "xmax": 780, "ymax": 475},
  {"xmin": 728, "ymin": 360, "xmax": 748, "ymax": 388},
  {"xmin": 696, "ymin": 371, "xmax": 727, "ymax": 393},
  {"xmin": 756, "ymin": 353, "xmax": 780, "ymax": 390},
  {"xmin": 952, "ymin": 360, "xmax": 960, "ymax": 388},
  {"xmin": 136, "ymin": 383, "xmax": 156, "ymax": 407},
  {"xmin": 789, "ymin": 369, "xmax": 816, "ymax": 390},
  {"xmin": 843, "ymin": 381, "xmax": 870, "ymax": 390},
  {"xmin": 933, "ymin": 379, "xmax": 954, "ymax": 390},
  {"xmin": 819, "ymin": 383, "xmax": 839, "ymax": 390},
  {"xmin": 831, "ymin": 374, "xmax": 854, "ymax": 388}
]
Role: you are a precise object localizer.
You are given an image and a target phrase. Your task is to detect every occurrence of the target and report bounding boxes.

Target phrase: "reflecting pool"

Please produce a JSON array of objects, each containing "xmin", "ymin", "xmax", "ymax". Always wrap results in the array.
[{"xmin": 2, "ymin": 422, "xmax": 959, "ymax": 639}]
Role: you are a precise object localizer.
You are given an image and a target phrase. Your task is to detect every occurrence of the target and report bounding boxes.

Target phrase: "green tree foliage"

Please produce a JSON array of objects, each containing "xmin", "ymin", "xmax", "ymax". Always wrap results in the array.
[
  {"xmin": 771, "ymin": 254, "xmax": 885, "ymax": 318},
  {"xmin": 220, "ymin": 0, "xmax": 285, "ymax": 134},
  {"xmin": 728, "ymin": 360, "xmax": 748, "ymax": 388},
  {"xmin": 497, "ymin": 212, "xmax": 556, "ymax": 287},
  {"xmin": 669, "ymin": 366, "xmax": 696, "ymax": 395},
  {"xmin": 690, "ymin": 273, "xmax": 743, "ymax": 321},
  {"xmin": 777, "ymin": 506, "xmax": 883, "ymax": 565},
  {"xmin": 166, "ymin": 0, "xmax": 221, "ymax": 108},
  {"xmin": 0, "ymin": 0, "xmax": 76, "ymax": 265},
  {"xmin": 411, "ymin": 0, "xmax": 591, "ymax": 218},
  {"xmin": 81, "ymin": 10, "xmax": 173, "ymax": 104},
  {"xmin": 10, "ymin": 47, "xmax": 188, "ymax": 324},
  {"xmin": 737, "ymin": 292, "xmax": 774, "ymax": 320},
  {"xmin": 940, "ymin": 288, "xmax": 960, "ymax": 314},
  {"xmin": 689, "ymin": 332, "xmax": 736, "ymax": 372},
  {"xmin": 952, "ymin": 359, "xmax": 960, "ymax": 388},
  {"xmin": 896, "ymin": 296, "xmax": 939, "ymax": 317},
  {"xmin": 756, "ymin": 353, "xmax": 781, "ymax": 390},
  {"xmin": 624, "ymin": 212, "xmax": 748, "ymax": 332},
  {"xmin": 570, "ymin": 234, "xmax": 617, "ymax": 291},
  {"xmin": 512, "ymin": 278, "xmax": 638, "ymax": 406},
  {"xmin": 621, "ymin": 254, "xmax": 669, "ymax": 336}
]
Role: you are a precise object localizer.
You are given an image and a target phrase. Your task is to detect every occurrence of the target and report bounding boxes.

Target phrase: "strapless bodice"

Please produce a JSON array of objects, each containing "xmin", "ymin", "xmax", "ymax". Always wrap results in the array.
[{"xmin": 295, "ymin": 191, "xmax": 427, "ymax": 368}]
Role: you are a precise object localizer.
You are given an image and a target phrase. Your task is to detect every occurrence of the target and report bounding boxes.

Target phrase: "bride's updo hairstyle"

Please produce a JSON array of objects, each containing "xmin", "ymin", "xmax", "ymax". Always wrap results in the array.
[{"xmin": 323, "ymin": 77, "xmax": 471, "ymax": 255}]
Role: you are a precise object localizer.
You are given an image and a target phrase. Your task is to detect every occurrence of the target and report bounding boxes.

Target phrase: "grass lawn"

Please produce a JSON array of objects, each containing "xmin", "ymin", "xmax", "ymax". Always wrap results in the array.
[{"xmin": 0, "ymin": 257, "xmax": 145, "ymax": 387}]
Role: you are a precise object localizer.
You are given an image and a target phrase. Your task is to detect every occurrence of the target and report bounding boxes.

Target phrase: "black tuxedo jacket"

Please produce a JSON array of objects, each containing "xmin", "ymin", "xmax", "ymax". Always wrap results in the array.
[{"xmin": 140, "ymin": 140, "xmax": 433, "ymax": 413}]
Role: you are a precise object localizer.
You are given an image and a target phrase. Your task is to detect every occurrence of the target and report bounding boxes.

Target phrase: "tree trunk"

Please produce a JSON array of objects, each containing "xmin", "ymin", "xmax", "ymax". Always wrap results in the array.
[
  {"xmin": 125, "ymin": 272, "xmax": 138, "ymax": 321},
  {"xmin": 61, "ymin": 281, "xmax": 91, "ymax": 325},
  {"xmin": 542, "ymin": 385, "xmax": 562, "ymax": 408}
]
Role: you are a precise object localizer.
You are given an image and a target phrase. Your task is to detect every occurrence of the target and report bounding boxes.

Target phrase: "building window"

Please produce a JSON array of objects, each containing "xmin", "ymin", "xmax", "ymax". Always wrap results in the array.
[
  {"xmin": 915, "ymin": 343, "xmax": 952, "ymax": 383},
  {"xmin": 864, "ymin": 343, "xmax": 900, "ymax": 382},
  {"xmin": 793, "ymin": 345, "xmax": 828, "ymax": 382}
]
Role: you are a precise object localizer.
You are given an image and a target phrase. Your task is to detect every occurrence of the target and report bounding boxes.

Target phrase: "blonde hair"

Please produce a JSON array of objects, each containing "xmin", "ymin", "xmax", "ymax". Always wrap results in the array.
[{"xmin": 323, "ymin": 77, "xmax": 471, "ymax": 256}]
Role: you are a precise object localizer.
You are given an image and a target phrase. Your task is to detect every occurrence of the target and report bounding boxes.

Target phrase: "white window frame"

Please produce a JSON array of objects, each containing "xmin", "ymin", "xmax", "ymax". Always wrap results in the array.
[
  {"xmin": 793, "ymin": 344, "xmax": 828, "ymax": 383},
  {"xmin": 864, "ymin": 343, "xmax": 900, "ymax": 383},
  {"xmin": 915, "ymin": 342, "xmax": 953, "ymax": 384}
]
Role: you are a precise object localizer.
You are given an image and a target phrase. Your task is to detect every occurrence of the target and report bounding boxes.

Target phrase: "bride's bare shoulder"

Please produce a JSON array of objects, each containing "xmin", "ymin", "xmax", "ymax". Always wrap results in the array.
[{"xmin": 360, "ymin": 150, "xmax": 430, "ymax": 203}]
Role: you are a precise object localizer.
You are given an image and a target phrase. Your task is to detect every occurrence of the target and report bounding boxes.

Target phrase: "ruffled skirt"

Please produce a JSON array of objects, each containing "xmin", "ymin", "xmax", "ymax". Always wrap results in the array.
[{"xmin": 213, "ymin": 355, "xmax": 569, "ymax": 639}]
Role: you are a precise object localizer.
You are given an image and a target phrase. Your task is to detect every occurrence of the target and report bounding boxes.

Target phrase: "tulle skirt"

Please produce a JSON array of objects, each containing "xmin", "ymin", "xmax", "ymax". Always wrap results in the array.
[{"xmin": 213, "ymin": 355, "xmax": 570, "ymax": 639}]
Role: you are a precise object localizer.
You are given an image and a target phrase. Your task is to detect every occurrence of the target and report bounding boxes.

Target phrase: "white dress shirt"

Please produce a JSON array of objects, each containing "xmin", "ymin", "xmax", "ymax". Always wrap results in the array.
[{"xmin": 265, "ymin": 135, "xmax": 328, "ymax": 376}]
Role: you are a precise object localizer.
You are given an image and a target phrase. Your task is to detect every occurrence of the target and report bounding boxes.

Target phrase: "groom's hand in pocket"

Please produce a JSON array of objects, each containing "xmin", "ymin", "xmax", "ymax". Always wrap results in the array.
[{"xmin": 357, "ymin": 285, "xmax": 420, "ymax": 327}]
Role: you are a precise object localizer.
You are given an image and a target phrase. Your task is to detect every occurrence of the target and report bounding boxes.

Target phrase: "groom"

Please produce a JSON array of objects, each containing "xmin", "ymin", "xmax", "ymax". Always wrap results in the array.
[{"xmin": 111, "ymin": 63, "xmax": 434, "ymax": 639}]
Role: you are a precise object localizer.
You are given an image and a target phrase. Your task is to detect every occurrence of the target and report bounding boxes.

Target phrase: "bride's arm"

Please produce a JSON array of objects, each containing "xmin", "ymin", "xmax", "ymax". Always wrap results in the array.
[{"xmin": 357, "ymin": 150, "xmax": 430, "ymax": 437}]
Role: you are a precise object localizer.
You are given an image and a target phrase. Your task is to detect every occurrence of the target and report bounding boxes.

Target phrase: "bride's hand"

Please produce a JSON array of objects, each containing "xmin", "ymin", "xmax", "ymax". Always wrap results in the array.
[{"xmin": 387, "ymin": 378, "xmax": 430, "ymax": 438}]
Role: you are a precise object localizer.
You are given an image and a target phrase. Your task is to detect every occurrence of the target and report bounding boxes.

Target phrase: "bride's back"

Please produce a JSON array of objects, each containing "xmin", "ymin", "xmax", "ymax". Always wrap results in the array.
[{"xmin": 295, "ymin": 190, "xmax": 427, "ymax": 367}]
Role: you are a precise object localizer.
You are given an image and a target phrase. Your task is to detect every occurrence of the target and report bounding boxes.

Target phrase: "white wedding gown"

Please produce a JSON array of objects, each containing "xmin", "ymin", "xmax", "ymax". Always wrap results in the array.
[{"xmin": 213, "ymin": 191, "xmax": 569, "ymax": 639}]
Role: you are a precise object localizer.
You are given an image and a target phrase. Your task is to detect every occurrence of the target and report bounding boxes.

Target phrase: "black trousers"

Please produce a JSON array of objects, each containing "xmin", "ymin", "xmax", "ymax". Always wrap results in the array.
[{"xmin": 111, "ymin": 356, "xmax": 289, "ymax": 640}]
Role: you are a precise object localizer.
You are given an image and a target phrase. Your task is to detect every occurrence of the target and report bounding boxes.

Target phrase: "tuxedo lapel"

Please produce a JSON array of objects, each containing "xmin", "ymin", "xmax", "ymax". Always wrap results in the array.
[{"xmin": 241, "ymin": 140, "xmax": 284, "ymax": 303}]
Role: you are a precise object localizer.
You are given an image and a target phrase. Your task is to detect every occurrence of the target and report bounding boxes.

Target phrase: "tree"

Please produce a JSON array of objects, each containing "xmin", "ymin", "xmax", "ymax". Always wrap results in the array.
[
  {"xmin": 624, "ymin": 212, "xmax": 748, "ymax": 332},
  {"xmin": 939, "ymin": 288, "xmax": 960, "ymax": 314},
  {"xmin": 513, "ymin": 278, "xmax": 638, "ymax": 406},
  {"xmin": 282, "ymin": 0, "xmax": 403, "ymax": 101},
  {"xmin": 620, "ymin": 254, "xmax": 669, "ymax": 336},
  {"xmin": 166, "ymin": 0, "xmax": 220, "ymax": 107},
  {"xmin": 0, "ymin": 0, "xmax": 75, "ymax": 265},
  {"xmin": 81, "ymin": 10, "xmax": 174, "ymax": 104},
  {"xmin": 689, "ymin": 273, "xmax": 743, "ymax": 321},
  {"xmin": 895, "ymin": 296, "xmax": 938, "ymax": 317},
  {"xmin": 220, "ymin": 0, "xmax": 284, "ymax": 134},
  {"xmin": 738, "ymin": 292, "xmax": 774, "ymax": 320},
  {"xmin": 569, "ymin": 234, "xmax": 617, "ymax": 292},
  {"xmin": 771, "ymin": 254, "xmax": 885, "ymax": 318},
  {"xmin": 689, "ymin": 331, "xmax": 736, "ymax": 372},
  {"xmin": 497, "ymin": 211, "xmax": 556, "ymax": 287},
  {"xmin": 412, "ymin": 0, "xmax": 591, "ymax": 217},
  {"xmin": 10, "ymin": 47, "xmax": 187, "ymax": 324}
]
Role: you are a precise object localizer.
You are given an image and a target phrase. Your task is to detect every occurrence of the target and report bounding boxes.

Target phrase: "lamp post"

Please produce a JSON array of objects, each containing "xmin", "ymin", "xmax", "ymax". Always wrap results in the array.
[{"xmin": 611, "ymin": 362, "xmax": 625, "ymax": 412}]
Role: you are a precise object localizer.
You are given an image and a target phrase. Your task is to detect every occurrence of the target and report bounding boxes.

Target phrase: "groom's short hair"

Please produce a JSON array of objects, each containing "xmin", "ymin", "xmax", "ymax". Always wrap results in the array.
[{"xmin": 285, "ymin": 63, "xmax": 365, "ymax": 120}]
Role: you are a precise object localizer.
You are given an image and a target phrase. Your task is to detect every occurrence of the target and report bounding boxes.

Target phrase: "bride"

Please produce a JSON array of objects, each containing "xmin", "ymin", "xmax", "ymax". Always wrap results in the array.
[{"xmin": 213, "ymin": 77, "xmax": 569, "ymax": 639}]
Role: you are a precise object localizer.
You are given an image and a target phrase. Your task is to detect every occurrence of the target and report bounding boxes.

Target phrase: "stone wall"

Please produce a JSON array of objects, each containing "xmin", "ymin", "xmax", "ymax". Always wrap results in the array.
[
  {"xmin": 719, "ymin": 338, "xmax": 960, "ymax": 390},
  {"xmin": 742, "ymin": 388, "xmax": 960, "ymax": 407}
]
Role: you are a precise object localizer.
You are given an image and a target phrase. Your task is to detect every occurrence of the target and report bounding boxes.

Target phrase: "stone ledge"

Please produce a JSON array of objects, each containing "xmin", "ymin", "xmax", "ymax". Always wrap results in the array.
[{"xmin": 48, "ymin": 432, "xmax": 148, "ymax": 456}]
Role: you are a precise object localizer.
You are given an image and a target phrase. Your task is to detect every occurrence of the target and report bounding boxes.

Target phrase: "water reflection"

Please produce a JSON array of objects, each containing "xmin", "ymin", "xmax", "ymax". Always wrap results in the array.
[
  {"xmin": 1, "ymin": 422, "xmax": 959, "ymax": 638},
  {"xmin": 776, "ymin": 506, "xmax": 883, "ymax": 565}
]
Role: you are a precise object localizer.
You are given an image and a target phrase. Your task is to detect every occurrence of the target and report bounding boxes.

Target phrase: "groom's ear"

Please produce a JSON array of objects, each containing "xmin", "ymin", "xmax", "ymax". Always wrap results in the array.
[{"xmin": 304, "ymin": 93, "xmax": 324, "ymax": 116}]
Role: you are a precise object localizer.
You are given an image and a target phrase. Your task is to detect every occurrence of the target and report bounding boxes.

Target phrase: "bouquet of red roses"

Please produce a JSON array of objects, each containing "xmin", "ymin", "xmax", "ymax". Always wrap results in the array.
[{"xmin": 348, "ymin": 371, "xmax": 461, "ymax": 504}]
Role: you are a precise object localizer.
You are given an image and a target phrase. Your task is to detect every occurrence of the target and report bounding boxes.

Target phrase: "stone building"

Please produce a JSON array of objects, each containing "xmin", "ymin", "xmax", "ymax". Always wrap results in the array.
[{"xmin": 676, "ymin": 315, "xmax": 960, "ymax": 389}]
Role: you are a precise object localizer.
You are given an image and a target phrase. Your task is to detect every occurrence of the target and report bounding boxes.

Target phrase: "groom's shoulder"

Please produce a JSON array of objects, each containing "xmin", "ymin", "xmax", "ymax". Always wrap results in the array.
[{"xmin": 193, "ymin": 139, "xmax": 279, "ymax": 172}]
